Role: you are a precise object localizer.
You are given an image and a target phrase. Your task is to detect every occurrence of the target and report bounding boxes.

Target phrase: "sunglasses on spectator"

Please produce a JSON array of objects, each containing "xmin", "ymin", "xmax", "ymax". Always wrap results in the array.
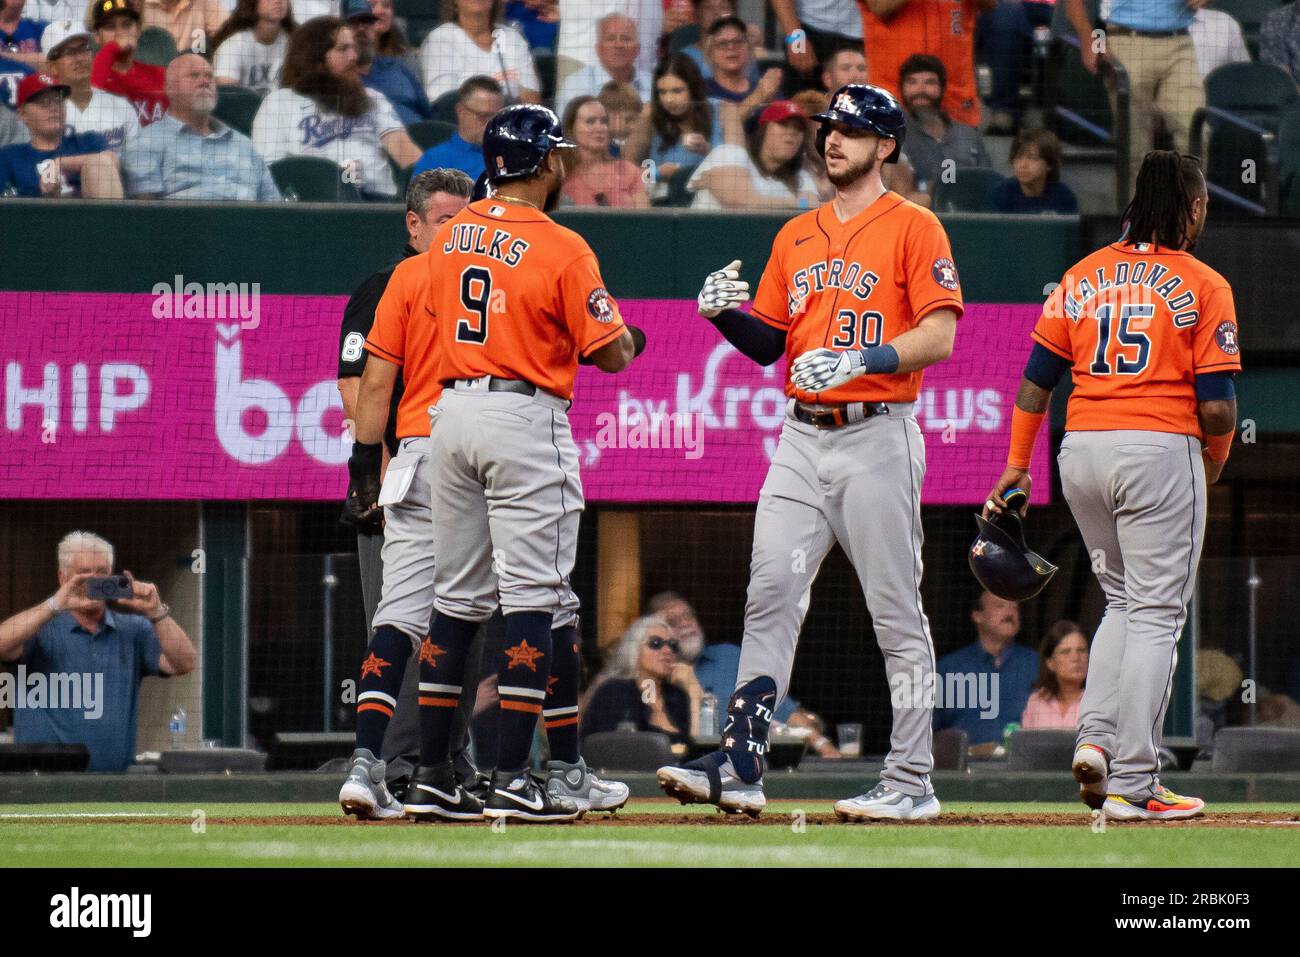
[{"xmin": 646, "ymin": 636, "xmax": 680, "ymax": 653}]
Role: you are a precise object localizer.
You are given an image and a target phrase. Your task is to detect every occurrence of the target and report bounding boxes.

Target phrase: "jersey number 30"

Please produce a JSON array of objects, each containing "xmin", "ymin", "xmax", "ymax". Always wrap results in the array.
[
  {"xmin": 456, "ymin": 266, "xmax": 492, "ymax": 345},
  {"xmin": 1090, "ymin": 303, "xmax": 1152, "ymax": 375}
]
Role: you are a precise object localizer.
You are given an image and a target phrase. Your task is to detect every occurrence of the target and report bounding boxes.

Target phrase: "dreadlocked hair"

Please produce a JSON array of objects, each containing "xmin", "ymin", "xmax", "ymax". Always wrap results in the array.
[{"xmin": 1121, "ymin": 150, "xmax": 1205, "ymax": 250}]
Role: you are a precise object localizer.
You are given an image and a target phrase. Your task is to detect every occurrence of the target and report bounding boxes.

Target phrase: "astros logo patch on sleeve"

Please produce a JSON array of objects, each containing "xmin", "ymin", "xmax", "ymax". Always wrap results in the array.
[
  {"xmin": 932, "ymin": 257, "xmax": 960, "ymax": 291},
  {"xmin": 587, "ymin": 287, "xmax": 613, "ymax": 323},
  {"xmin": 1215, "ymin": 320, "xmax": 1239, "ymax": 356}
]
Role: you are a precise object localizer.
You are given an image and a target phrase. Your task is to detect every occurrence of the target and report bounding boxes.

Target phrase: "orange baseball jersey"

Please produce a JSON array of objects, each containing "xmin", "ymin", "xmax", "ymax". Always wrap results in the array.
[
  {"xmin": 1033, "ymin": 242, "xmax": 1242, "ymax": 438},
  {"xmin": 364, "ymin": 253, "xmax": 441, "ymax": 439},
  {"xmin": 858, "ymin": 0, "xmax": 982, "ymax": 128},
  {"xmin": 751, "ymin": 191, "xmax": 964, "ymax": 404},
  {"xmin": 428, "ymin": 198, "xmax": 626, "ymax": 400}
]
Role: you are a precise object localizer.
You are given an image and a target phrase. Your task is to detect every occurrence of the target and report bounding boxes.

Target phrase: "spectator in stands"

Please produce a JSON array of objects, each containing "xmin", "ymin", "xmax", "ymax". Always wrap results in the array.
[
  {"xmin": 1261, "ymin": 1, "xmax": 1300, "ymax": 85},
  {"xmin": 0, "ymin": 97, "xmax": 26, "ymax": 143},
  {"xmin": 622, "ymin": 52, "xmax": 720, "ymax": 178},
  {"xmin": 559, "ymin": 93, "xmax": 647, "ymax": 206},
  {"xmin": 991, "ymin": 127, "xmax": 1078, "ymax": 213},
  {"xmin": 897, "ymin": 54, "xmax": 990, "ymax": 197},
  {"xmin": 935, "ymin": 590, "xmax": 1039, "ymax": 749},
  {"xmin": 597, "ymin": 80, "xmax": 640, "ymax": 154},
  {"xmin": 979, "ymin": 0, "xmax": 1055, "ymax": 134},
  {"xmin": 644, "ymin": 591, "xmax": 841, "ymax": 757},
  {"xmin": 503, "ymin": 0, "xmax": 558, "ymax": 53},
  {"xmin": 705, "ymin": 14, "xmax": 782, "ymax": 135},
  {"xmin": 412, "ymin": 73, "xmax": 500, "ymax": 178},
  {"xmin": 368, "ymin": 0, "xmax": 412, "ymax": 63},
  {"xmin": 419, "ymin": 0, "xmax": 539, "ymax": 104},
  {"xmin": 1062, "ymin": 0, "xmax": 1204, "ymax": 193},
  {"xmin": 771, "ymin": 0, "xmax": 862, "ymax": 87},
  {"xmin": 42, "ymin": 18, "xmax": 138, "ymax": 148},
  {"xmin": 555, "ymin": 0, "xmax": 663, "ymax": 89},
  {"xmin": 253, "ymin": 15, "xmax": 420, "ymax": 199},
  {"xmin": 210, "ymin": 0, "xmax": 294, "ymax": 93},
  {"xmin": 861, "ymin": 0, "xmax": 994, "ymax": 129},
  {"xmin": 1, "ymin": 50, "xmax": 35, "ymax": 108},
  {"xmin": 0, "ymin": 532, "xmax": 197, "ymax": 773},
  {"xmin": 821, "ymin": 45, "xmax": 866, "ymax": 92},
  {"xmin": 555, "ymin": 12, "xmax": 648, "ymax": 118},
  {"xmin": 1189, "ymin": 7, "xmax": 1249, "ymax": 78},
  {"xmin": 0, "ymin": 71, "xmax": 122, "ymax": 194},
  {"xmin": 1020, "ymin": 620, "xmax": 1088, "ymax": 729},
  {"xmin": 581, "ymin": 615, "xmax": 701, "ymax": 746},
  {"xmin": 122, "ymin": 52, "xmax": 280, "ymax": 198},
  {"xmin": 688, "ymin": 97, "xmax": 818, "ymax": 209},
  {"xmin": 139, "ymin": 0, "xmax": 227, "ymax": 55},
  {"xmin": 90, "ymin": 0, "xmax": 168, "ymax": 126},
  {"xmin": 346, "ymin": 0, "xmax": 429, "ymax": 125},
  {"xmin": 26, "ymin": 0, "xmax": 77, "ymax": 23},
  {"xmin": 676, "ymin": 0, "xmax": 760, "ymax": 82},
  {"xmin": 0, "ymin": 0, "xmax": 47, "ymax": 68}
]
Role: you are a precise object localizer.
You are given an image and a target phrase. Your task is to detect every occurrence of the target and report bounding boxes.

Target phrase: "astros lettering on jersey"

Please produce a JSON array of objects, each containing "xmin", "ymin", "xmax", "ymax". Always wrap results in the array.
[
  {"xmin": 364, "ymin": 254, "xmax": 439, "ymax": 439},
  {"xmin": 1034, "ymin": 242, "xmax": 1242, "ymax": 438},
  {"xmin": 750, "ymin": 191, "xmax": 964, "ymax": 403},
  {"xmin": 429, "ymin": 198, "xmax": 626, "ymax": 400}
]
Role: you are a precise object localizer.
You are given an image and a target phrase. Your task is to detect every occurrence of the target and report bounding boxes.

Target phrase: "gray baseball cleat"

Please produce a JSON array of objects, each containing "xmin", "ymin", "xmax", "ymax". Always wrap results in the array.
[
  {"xmin": 339, "ymin": 748, "xmax": 405, "ymax": 820},
  {"xmin": 656, "ymin": 756, "xmax": 766, "ymax": 817},
  {"xmin": 545, "ymin": 758, "xmax": 630, "ymax": 814},
  {"xmin": 834, "ymin": 782, "xmax": 941, "ymax": 822}
]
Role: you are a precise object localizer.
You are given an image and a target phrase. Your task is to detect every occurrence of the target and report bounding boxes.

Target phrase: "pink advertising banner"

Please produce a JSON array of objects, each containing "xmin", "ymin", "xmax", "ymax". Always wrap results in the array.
[{"xmin": 0, "ymin": 292, "xmax": 1049, "ymax": 504}]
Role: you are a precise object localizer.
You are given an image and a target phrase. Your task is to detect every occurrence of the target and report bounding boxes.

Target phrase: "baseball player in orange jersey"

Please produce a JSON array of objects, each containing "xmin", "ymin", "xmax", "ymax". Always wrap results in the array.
[
  {"xmin": 985, "ymin": 151, "xmax": 1240, "ymax": 821},
  {"xmin": 857, "ymin": 0, "xmax": 996, "ymax": 129},
  {"xmin": 404, "ymin": 104, "xmax": 640, "ymax": 823},
  {"xmin": 657, "ymin": 84, "xmax": 961, "ymax": 821}
]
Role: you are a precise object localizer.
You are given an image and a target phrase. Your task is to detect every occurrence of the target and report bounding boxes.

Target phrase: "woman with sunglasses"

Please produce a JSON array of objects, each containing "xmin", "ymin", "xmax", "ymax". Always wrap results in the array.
[{"xmin": 581, "ymin": 616, "xmax": 703, "ymax": 747}]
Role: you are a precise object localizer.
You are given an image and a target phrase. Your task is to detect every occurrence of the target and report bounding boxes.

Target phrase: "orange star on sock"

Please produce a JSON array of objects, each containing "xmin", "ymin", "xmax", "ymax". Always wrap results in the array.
[
  {"xmin": 419, "ymin": 639, "xmax": 446, "ymax": 668},
  {"xmin": 504, "ymin": 638, "xmax": 545, "ymax": 672},
  {"xmin": 360, "ymin": 653, "xmax": 390, "ymax": 679}
]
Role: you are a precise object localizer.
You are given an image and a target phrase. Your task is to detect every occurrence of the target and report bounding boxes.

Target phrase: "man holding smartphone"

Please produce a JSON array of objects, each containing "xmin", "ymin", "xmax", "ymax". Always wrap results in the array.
[{"xmin": 0, "ymin": 530, "xmax": 197, "ymax": 771}]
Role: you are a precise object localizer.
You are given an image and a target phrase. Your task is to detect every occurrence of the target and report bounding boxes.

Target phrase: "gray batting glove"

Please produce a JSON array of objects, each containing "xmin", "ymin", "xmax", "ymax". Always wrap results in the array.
[
  {"xmin": 790, "ymin": 348, "xmax": 866, "ymax": 392},
  {"xmin": 697, "ymin": 259, "xmax": 749, "ymax": 318}
]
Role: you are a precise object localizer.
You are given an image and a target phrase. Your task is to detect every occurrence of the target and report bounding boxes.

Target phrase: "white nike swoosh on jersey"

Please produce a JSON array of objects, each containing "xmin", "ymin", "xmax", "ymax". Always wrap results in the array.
[{"xmin": 495, "ymin": 788, "xmax": 544, "ymax": 811}]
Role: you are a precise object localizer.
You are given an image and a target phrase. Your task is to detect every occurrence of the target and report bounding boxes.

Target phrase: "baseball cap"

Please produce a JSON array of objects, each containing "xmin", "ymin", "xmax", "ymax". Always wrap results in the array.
[
  {"xmin": 16, "ymin": 73, "xmax": 72, "ymax": 108},
  {"xmin": 757, "ymin": 99, "xmax": 807, "ymax": 127},
  {"xmin": 340, "ymin": 0, "xmax": 378, "ymax": 22},
  {"xmin": 92, "ymin": 0, "xmax": 141, "ymax": 29},
  {"xmin": 41, "ymin": 19, "xmax": 95, "ymax": 57}
]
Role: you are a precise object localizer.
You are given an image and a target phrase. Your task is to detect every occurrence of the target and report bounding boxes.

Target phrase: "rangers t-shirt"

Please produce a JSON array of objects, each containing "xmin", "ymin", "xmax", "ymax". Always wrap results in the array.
[
  {"xmin": 212, "ymin": 30, "xmax": 288, "ymax": 93},
  {"xmin": 252, "ymin": 87, "xmax": 404, "ymax": 198},
  {"xmin": 65, "ymin": 89, "xmax": 140, "ymax": 151}
]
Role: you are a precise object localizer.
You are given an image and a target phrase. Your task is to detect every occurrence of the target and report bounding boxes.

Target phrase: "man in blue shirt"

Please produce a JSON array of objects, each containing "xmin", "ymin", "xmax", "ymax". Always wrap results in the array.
[
  {"xmin": 1063, "ymin": 0, "xmax": 1205, "ymax": 194},
  {"xmin": 121, "ymin": 53, "xmax": 279, "ymax": 200},
  {"xmin": 0, "ymin": 531, "xmax": 198, "ymax": 772},
  {"xmin": 346, "ymin": 0, "xmax": 430, "ymax": 127},
  {"xmin": 413, "ymin": 74, "xmax": 502, "ymax": 179},
  {"xmin": 935, "ymin": 590, "xmax": 1039, "ymax": 747},
  {"xmin": 0, "ymin": 70, "xmax": 120, "ymax": 195}
]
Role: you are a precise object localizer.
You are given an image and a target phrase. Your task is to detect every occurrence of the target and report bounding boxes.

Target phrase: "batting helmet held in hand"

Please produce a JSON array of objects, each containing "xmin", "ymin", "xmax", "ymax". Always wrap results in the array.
[
  {"xmin": 812, "ymin": 83, "xmax": 906, "ymax": 163},
  {"xmin": 968, "ymin": 489, "xmax": 1058, "ymax": 602},
  {"xmin": 482, "ymin": 104, "xmax": 576, "ymax": 183}
]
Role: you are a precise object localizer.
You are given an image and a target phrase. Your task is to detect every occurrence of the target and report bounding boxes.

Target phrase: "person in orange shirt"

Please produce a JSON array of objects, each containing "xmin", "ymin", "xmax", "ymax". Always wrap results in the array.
[
  {"xmin": 985, "ymin": 150, "xmax": 1241, "ymax": 822},
  {"xmin": 409, "ymin": 104, "xmax": 640, "ymax": 824},
  {"xmin": 657, "ymin": 84, "xmax": 961, "ymax": 822},
  {"xmin": 857, "ymin": 0, "xmax": 995, "ymax": 128}
]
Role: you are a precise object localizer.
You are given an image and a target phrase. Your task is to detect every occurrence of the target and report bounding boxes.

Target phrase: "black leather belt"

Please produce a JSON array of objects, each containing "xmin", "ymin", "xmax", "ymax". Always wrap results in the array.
[
  {"xmin": 454, "ymin": 376, "xmax": 537, "ymax": 396},
  {"xmin": 1105, "ymin": 23, "xmax": 1188, "ymax": 38},
  {"xmin": 793, "ymin": 401, "xmax": 890, "ymax": 430}
]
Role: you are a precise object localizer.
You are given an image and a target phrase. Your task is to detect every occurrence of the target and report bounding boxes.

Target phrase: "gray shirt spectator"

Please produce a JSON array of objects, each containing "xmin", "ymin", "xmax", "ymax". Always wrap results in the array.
[
  {"xmin": 122, "ymin": 52, "xmax": 280, "ymax": 200},
  {"xmin": 897, "ymin": 54, "xmax": 990, "ymax": 196},
  {"xmin": 1261, "ymin": 2, "xmax": 1300, "ymax": 84}
]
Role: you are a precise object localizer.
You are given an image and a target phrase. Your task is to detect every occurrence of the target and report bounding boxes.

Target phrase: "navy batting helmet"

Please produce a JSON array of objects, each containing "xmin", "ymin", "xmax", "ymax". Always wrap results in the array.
[
  {"xmin": 968, "ymin": 489, "xmax": 1059, "ymax": 602},
  {"xmin": 481, "ymin": 103, "xmax": 576, "ymax": 183},
  {"xmin": 812, "ymin": 83, "xmax": 906, "ymax": 163}
]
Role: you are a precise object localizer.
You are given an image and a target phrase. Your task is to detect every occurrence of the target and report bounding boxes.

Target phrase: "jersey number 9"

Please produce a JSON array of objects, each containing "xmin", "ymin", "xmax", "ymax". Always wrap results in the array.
[{"xmin": 457, "ymin": 266, "xmax": 492, "ymax": 345}]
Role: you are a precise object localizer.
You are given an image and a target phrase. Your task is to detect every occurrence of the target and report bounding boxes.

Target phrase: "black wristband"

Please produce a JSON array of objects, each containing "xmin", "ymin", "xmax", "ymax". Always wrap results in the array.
[{"xmin": 348, "ymin": 441, "xmax": 382, "ymax": 480}]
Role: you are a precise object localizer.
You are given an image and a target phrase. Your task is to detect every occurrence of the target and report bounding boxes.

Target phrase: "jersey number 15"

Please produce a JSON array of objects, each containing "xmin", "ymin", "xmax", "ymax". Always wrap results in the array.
[
  {"xmin": 456, "ymin": 266, "xmax": 492, "ymax": 345},
  {"xmin": 1090, "ymin": 303, "xmax": 1152, "ymax": 375}
]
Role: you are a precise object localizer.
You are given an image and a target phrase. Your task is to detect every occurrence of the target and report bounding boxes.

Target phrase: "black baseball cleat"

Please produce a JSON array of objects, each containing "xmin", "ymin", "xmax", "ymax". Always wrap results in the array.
[
  {"xmin": 403, "ymin": 762, "xmax": 485, "ymax": 822},
  {"xmin": 483, "ymin": 769, "xmax": 580, "ymax": 823}
]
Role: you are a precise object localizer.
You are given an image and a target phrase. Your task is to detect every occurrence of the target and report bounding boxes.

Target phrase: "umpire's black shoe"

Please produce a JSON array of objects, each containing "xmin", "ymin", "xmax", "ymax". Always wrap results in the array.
[
  {"xmin": 403, "ymin": 762, "xmax": 485, "ymax": 822},
  {"xmin": 483, "ymin": 769, "xmax": 580, "ymax": 823}
]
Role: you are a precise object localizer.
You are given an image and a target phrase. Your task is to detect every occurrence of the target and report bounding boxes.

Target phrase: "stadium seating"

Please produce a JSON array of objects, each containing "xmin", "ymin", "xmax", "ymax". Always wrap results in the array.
[
  {"xmin": 1278, "ymin": 106, "xmax": 1300, "ymax": 216},
  {"xmin": 1006, "ymin": 728, "xmax": 1076, "ymax": 771},
  {"xmin": 650, "ymin": 162, "xmax": 698, "ymax": 207},
  {"xmin": 213, "ymin": 85, "xmax": 263, "ymax": 138},
  {"xmin": 1044, "ymin": 33, "xmax": 1130, "ymax": 213},
  {"xmin": 270, "ymin": 157, "xmax": 366, "ymax": 203},
  {"xmin": 1212, "ymin": 0, "xmax": 1286, "ymax": 59},
  {"xmin": 1210, "ymin": 727, "xmax": 1300, "ymax": 772},
  {"xmin": 430, "ymin": 89, "xmax": 459, "ymax": 123},
  {"xmin": 136, "ymin": 25, "xmax": 178, "ymax": 66},
  {"xmin": 581, "ymin": 730, "xmax": 676, "ymax": 772},
  {"xmin": 933, "ymin": 727, "xmax": 969, "ymax": 771},
  {"xmin": 406, "ymin": 118, "xmax": 455, "ymax": 151},
  {"xmin": 393, "ymin": 0, "xmax": 441, "ymax": 48},
  {"xmin": 931, "ymin": 167, "xmax": 1005, "ymax": 213}
]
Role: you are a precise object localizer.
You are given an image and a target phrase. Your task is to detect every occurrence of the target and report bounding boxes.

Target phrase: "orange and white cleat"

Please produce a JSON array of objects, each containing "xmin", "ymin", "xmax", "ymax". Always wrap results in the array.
[{"xmin": 1102, "ymin": 786, "xmax": 1206, "ymax": 821}]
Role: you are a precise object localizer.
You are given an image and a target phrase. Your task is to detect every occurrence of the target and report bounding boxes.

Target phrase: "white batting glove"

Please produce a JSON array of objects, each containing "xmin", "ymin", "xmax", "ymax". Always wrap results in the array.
[
  {"xmin": 697, "ymin": 259, "xmax": 749, "ymax": 318},
  {"xmin": 790, "ymin": 348, "xmax": 866, "ymax": 392}
]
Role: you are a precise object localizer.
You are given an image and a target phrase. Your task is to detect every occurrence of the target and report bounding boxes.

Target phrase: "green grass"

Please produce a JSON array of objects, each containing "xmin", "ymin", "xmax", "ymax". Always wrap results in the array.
[{"xmin": 1, "ymin": 802, "xmax": 1296, "ymax": 867}]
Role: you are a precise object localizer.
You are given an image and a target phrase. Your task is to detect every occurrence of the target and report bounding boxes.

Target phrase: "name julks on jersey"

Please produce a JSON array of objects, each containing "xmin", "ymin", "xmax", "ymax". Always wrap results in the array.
[
  {"xmin": 1055, "ymin": 259, "xmax": 1201, "ymax": 328},
  {"xmin": 786, "ymin": 259, "xmax": 881, "ymax": 315},
  {"xmin": 442, "ymin": 222, "xmax": 530, "ymax": 268}
]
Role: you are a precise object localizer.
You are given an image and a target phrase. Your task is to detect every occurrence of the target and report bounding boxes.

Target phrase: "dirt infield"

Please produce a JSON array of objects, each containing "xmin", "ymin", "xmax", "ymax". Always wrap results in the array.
[{"xmin": 12, "ymin": 811, "xmax": 1300, "ymax": 828}]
